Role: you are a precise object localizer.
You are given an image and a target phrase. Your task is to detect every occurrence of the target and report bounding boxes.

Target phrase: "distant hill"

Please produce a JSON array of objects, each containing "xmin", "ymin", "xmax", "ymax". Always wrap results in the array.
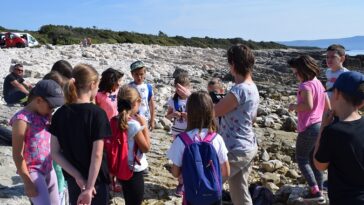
[
  {"xmin": 280, "ymin": 36, "xmax": 364, "ymax": 50},
  {"xmin": 0, "ymin": 25, "xmax": 286, "ymax": 50}
]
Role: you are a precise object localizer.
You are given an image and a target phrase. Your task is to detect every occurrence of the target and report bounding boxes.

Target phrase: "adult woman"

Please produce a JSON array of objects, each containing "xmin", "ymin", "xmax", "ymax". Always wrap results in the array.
[{"xmin": 215, "ymin": 44, "xmax": 260, "ymax": 205}]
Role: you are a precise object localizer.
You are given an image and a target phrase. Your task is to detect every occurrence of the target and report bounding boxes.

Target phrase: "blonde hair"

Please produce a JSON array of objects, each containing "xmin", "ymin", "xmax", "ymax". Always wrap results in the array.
[
  {"xmin": 117, "ymin": 85, "xmax": 141, "ymax": 130},
  {"xmin": 64, "ymin": 64, "xmax": 99, "ymax": 104}
]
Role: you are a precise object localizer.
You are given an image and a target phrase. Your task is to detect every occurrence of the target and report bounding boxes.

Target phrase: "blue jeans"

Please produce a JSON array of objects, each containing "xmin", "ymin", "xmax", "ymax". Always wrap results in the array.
[
  {"xmin": 296, "ymin": 123, "xmax": 323, "ymax": 189},
  {"xmin": 4, "ymin": 90, "xmax": 27, "ymax": 104}
]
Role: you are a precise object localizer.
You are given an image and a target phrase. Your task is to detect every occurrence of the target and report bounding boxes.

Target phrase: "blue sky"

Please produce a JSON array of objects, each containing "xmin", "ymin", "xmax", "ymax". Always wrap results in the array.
[{"xmin": 1, "ymin": 0, "xmax": 363, "ymax": 41}]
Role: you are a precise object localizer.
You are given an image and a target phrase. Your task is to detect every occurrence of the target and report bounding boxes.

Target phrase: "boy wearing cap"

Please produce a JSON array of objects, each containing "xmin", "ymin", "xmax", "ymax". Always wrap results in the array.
[
  {"xmin": 129, "ymin": 60, "xmax": 156, "ymax": 130},
  {"xmin": 314, "ymin": 71, "xmax": 364, "ymax": 205},
  {"xmin": 10, "ymin": 80, "xmax": 64, "ymax": 205}
]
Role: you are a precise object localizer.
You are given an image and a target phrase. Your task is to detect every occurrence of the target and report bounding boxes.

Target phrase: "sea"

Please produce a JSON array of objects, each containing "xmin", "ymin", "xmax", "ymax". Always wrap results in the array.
[{"xmin": 346, "ymin": 50, "xmax": 364, "ymax": 56}]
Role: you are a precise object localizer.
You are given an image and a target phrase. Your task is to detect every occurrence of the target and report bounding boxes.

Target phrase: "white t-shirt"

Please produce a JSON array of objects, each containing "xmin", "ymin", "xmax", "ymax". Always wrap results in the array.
[
  {"xmin": 325, "ymin": 67, "xmax": 349, "ymax": 97},
  {"xmin": 167, "ymin": 128, "xmax": 229, "ymax": 167},
  {"xmin": 129, "ymin": 82, "xmax": 152, "ymax": 121},
  {"xmin": 127, "ymin": 119, "xmax": 148, "ymax": 172},
  {"xmin": 167, "ymin": 97, "xmax": 187, "ymax": 136}
]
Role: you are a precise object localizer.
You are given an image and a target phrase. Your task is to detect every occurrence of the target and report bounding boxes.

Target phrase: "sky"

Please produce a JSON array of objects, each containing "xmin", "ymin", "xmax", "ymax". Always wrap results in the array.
[{"xmin": 1, "ymin": 0, "xmax": 363, "ymax": 42}]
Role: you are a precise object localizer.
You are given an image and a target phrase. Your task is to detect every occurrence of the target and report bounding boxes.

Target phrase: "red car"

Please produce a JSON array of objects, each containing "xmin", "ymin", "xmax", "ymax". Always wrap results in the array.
[{"xmin": 0, "ymin": 32, "xmax": 27, "ymax": 48}]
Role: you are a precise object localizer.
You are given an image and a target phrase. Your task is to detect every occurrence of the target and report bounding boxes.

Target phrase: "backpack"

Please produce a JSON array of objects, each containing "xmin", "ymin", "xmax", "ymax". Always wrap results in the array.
[
  {"xmin": 249, "ymin": 184, "xmax": 274, "ymax": 205},
  {"xmin": 178, "ymin": 132, "xmax": 222, "ymax": 205},
  {"xmin": 105, "ymin": 117, "xmax": 140, "ymax": 180}
]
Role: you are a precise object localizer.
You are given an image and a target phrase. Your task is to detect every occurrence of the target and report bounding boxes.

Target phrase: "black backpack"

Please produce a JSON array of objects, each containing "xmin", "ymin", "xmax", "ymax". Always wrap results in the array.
[{"xmin": 249, "ymin": 184, "xmax": 274, "ymax": 205}]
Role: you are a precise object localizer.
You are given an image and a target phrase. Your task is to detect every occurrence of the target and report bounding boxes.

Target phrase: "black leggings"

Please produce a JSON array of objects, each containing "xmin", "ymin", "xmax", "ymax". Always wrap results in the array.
[
  {"xmin": 67, "ymin": 178, "xmax": 109, "ymax": 205},
  {"xmin": 119, "ymin": 171, "xmax": 145, "ymax": 205}
]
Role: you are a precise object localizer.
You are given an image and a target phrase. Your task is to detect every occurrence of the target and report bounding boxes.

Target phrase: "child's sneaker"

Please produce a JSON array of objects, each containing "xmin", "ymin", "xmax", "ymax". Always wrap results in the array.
[
  {"xmin": 174, "ymin": 183, "xmax": 183, "ymax": 197},
  {"xmin": 303, "ymin": 191, "xmax": 326, "ymax": 203}
]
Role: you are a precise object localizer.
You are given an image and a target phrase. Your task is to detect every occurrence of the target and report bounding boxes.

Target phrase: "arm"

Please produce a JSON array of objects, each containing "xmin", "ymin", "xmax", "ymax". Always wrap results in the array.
[
  {"xmin": 10, "ymin": 80, "xmax": 29, "ymax": 95},
  {"xmin": 135, "ymin": 114, "xmax": 151, "ymax": 153},
  {"xmin": 149, "ymin": 96, "xmax": 156, "ymax": 130},
  {"xmin": 313, "ymin": 110, "xmax": 334, "ymax": 171},
  {"xmin": 51, "ymin": 135, "xmax": 85, "ymax": 188},
  {"xmin": 324, "ymin": 93, "xmax": 331, "ymax": 111},
  {"xmin": 171, "ymin": 164, "xmax": 181, "ymax": 178},
  {"xmin": 289, "ymin": 90, "xmax": 313, "ymax": 112},
  {"xmin": 221, "ymin": 161, "xmax": 230, "ymax": 183},
  {"xmin": 214, "ymin": 93, "xmax": 238, "ymax": 117},
  {"xmin": 77, "ymin": 139, "xmax": 104, "ymax": 204},
  {"xmin": 12, "ymin": 120, "xmax": 37, "ymax": 197}
]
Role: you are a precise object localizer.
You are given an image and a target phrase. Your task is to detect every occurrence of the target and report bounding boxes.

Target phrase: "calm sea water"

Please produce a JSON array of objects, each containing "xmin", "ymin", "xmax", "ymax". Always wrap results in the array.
[{"xmin": 346, "ymin": 50, "xmax": 364, "ymax": 56}]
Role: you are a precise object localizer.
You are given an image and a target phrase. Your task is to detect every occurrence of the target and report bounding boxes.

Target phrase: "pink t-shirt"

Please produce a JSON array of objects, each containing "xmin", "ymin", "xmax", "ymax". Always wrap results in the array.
[
  {"xmin": 9, "ymin": 109, "xmax": 52, "ymax": 174},
  {"xmin": 297, "ymin": 77, "xmax": 326, "ymax": 132},
  {"xmin": 95, "ymin": 90, "xmax": 118, "ymax": 121}
]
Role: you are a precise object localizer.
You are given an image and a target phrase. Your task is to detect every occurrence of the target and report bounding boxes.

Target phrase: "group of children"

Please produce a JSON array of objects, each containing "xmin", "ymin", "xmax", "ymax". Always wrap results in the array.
[
  {"xmin": 7, "ymin": 43, "xmax": 364, "ymax": 205},
  {"xmin": 288, "ymin": 44, "xmax": 364, "ymax": 205}
]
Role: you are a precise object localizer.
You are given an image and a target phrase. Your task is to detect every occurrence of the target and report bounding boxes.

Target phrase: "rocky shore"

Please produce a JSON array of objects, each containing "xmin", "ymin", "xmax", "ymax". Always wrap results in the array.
[{"xmin": 0, "ymin": 43, "xmax": 363, "ymax": 205}]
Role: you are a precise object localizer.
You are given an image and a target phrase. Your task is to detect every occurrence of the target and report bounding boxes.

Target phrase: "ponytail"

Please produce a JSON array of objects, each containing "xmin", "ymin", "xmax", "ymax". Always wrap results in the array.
[
  {"xmin": 117, "ymin": 99, "xmax": 132, "ymax": 130},
  {"xmin": 64, "ymin": 79, "xmax": 78, "ymax": 104}
]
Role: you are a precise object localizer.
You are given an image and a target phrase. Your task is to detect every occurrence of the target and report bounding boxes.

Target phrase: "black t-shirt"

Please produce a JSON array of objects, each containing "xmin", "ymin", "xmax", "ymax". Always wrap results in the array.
[
  {"xmin": 49, "ymin": 103, "xmax": 111, "ymax": 184},
  {"xmin": 3, "ymin": 73, "xmax": 24, "ymax": 96},
  {"xmin": 315, "ymin": 117, "xmax": 364, "ymax": 205}
]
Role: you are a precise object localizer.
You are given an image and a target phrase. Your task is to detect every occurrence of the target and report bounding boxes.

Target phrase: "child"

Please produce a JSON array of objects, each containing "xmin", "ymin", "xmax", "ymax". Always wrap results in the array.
[
  {"xmin": 95, "ymin": 68, "xmax": 124, "ymax": 121},
  {"xmin": 207, "ymin": 78, "xmax": 226, "ymax": 127},
  {"xmin": 43, "ymin": 71, "xmax": 69, "ymax": 205},
  {"xmin": 3, "ymin": 63, "xmax": 32, "ymax": 104},
  {"xmin": 314, "ymin": 71, "xmax": 364, "ymax": 205},
  {"xmin": 51, "ymin": 60, "xmax": 73, "ymax": 80},
  {"xmin": 214, "ymin": 44, "xmax": 259, "ymax": 205},
  {"xmin": 113, "ymin": 85, "xmax": 150, "ymax": 205},
  {"xmin": 167, "ymin": 91, "xmax": 230, "ymax": 205},
  {"xmin": 325, "ymin": 44, "xmax": 349, "ymax": 97},
  {"xmin": 11, "ymin": 79, "xmax": 64, "ymax": 205},
  {"xmin": 129, "ymin": 60, "xmax": 156, "ymax": 130},
  {"xmin": 287, "ymin": 55, "xmax": 329, "ymax": 202},
  {"xmin": 165, "ymin": 74, "xmax": 190, "ymax": 138},
  {"xmin": 207, "ymin": 78, "xmax": 226, "ymax": 104},
  {"xmin": 50, "ymin": 64, "xmax": 111, "ymax": 205},
  {"xmin": 165, "ymin": 73, "xmax": 190, "ymax": 196}
]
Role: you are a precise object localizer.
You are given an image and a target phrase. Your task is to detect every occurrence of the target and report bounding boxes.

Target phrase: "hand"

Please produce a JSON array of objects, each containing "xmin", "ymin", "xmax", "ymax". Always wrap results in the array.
[
  {"xmin": 75, "ymin": 175, "xmax": 87, "ymax": 190},
  {"xmin": 322, "ymin": 110, "xmax": 335, "ymax": 128},
  {"xmin": 288, "ymin": 103, "xmax": 296, "ymax": 112},
  {"xmin": 176, "ymin": 83, "xmax": 191, "ymax": 99},
  {"xmin": 77, "ymin": 188, "xmax": 93, "ymax": 205},
  {"xmin": 180, "ymin": 112, "xmax": 187, "ymax": 120},
  {"xmin": 24, "ymin": 181, "xmax": 38, "ymax": 197},
  {"xmin": 149, "ymin": 120, "xmax": 155, "ymax": 131},
  {"xmin": 135, "ymin": 114, "xmax": 147, "ymax": 126},
  {"xmin": 174, "ymin": 111, "xmax": 181, "ymax": 119}
]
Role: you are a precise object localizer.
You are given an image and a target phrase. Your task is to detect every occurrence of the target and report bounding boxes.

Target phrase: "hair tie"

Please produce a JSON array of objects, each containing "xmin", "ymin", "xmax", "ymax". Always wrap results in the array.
[
  {"xmin": 69, "ymin": 78, "xmax": 76, "ymax": 84},
  {"xmin": 117, "ymin": 99, "xmax": 132, "ymax": 112}
]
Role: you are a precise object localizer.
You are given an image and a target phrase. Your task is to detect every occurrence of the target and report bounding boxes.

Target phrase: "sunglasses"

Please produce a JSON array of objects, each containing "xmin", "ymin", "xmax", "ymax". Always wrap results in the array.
[{"xmin": 15, "ymin": 68, "xmax": 24, "ymax": 73}]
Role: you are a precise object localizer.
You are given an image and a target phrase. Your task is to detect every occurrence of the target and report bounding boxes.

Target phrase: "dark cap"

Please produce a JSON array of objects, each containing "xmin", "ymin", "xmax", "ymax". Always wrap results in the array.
[
  {"xmin": 326, "ymin": 71, "xmax": 364, "ymax": 99},
  {"xmin": 32, "ymin": 80, "xmax": 64, "ymax": 108},
  {"xmin": 130, "ymin": 60, "xmax": 145, "ymax": 72}
]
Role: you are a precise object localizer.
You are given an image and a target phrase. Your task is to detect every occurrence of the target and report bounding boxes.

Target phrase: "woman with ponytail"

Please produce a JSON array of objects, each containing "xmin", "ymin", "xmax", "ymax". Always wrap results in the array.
[
  {"xmin": 113, "ymin": 85, "xmax": 150, "ymax": 205},
  {"xmin": 50, "ymin": 64, "xmax": 112, "ymax": 205}
]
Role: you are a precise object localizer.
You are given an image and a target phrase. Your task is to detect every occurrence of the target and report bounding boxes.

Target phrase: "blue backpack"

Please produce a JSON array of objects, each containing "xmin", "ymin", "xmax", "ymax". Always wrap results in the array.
[{"xmin": 178, "ymin": 132, "xmax": 222, "ymax": 205}]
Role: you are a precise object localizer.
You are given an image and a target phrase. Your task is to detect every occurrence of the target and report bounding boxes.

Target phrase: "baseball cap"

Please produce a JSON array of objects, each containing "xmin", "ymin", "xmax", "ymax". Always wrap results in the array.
[
  {"xmin": 130, "ymin": 60, "xmax": 145, "ymax": 72},
  {"xmin": 31, "ymin": 80, "xmax": 65, "ymax": 108},
  {"xmin": 326, "ymin": 71, "xmax": 364, "ymax": 99}
]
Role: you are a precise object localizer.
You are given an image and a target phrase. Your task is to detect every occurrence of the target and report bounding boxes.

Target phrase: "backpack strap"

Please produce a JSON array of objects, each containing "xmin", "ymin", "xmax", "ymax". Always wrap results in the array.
[
  {"xmin": 203, "ymin": 132, "xmax": 217, "ymax": 143},
  {"xmin": 173, "ymin": 97, "xmax": 180, "ymax": 111},
  {"xmin": 147, "ymin": 83, "xmax": 153, "ymax": 102},
  {"xmin": 178, "ymin": 132, "xmax": 193, "ymax": 146}
]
